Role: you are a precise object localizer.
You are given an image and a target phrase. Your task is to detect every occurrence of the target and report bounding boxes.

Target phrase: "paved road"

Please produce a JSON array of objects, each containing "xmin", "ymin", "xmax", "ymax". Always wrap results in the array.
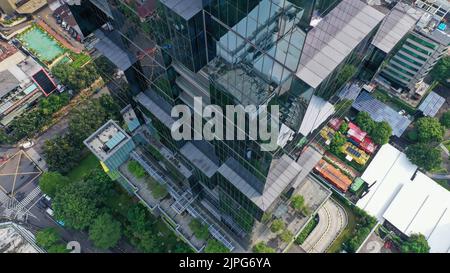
[{"xmin": 301, "ymin": 199, "xmax": 347, "ymax": 253}]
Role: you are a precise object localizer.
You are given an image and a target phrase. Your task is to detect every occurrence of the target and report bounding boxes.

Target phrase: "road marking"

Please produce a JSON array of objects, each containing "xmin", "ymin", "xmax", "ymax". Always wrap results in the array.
[{"xmin": 10, "ymin": 152, "xmax": 22, "ymax": 197}]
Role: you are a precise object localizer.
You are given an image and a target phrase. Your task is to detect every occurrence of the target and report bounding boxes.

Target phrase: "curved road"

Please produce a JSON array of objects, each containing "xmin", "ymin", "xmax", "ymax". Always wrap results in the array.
[{"xmin": 301, "ymin": 199, "xmax": 347, "ymax": 253}]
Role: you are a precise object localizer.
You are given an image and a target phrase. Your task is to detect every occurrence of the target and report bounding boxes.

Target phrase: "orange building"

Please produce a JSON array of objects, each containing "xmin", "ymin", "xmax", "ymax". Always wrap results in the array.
[{"xmin": 314, "ymin": 159, "xmax": 353, "ymax": 192}]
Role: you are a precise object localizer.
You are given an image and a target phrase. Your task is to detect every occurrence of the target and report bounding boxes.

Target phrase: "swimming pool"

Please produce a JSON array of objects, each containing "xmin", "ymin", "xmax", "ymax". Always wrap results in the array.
[{"xmin": 19, "ymin": 26, "xmax": 65, "ymax": 62}]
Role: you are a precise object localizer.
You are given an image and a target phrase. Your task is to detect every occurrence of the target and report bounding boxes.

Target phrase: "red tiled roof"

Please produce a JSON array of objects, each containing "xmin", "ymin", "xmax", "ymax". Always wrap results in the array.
[
  {"xmin": 347, "ymin": 122, "xmax": 367, "ymax": 142},
  {"xmin": 360, "ymin": 136, "xmax": 377, "ymax": 154}
]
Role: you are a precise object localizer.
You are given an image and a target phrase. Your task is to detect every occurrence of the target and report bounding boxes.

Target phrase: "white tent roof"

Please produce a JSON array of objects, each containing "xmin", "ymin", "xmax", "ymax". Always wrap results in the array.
[
  {"xmin": 298, "ymin": 95, "xmax": 334, "ymax": 136},
  {"xmin": 383, "ymin": 172, "xmax": 450, "ymax": 253},
  {"xmin": 356, "ymin": 144, "xmax": 417, "ymax": 221}
]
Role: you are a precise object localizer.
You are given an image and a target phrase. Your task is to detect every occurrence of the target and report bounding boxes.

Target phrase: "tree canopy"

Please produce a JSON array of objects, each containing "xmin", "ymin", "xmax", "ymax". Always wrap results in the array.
[
  {"xmin": 35, "ymin": 228, "xmax": 68, "ymax": 253},
  {"xmin": 204, "ymin": 239, "xmax": 230, "ymax": 253},
  {"xmin": 355, "ymin": 112, "xmax": 376, "ymax": 133},
  {"xmin": 400, "ymin": 233, "xmax": 430, "ymax": 253},
  {"xmin": 440, "ymin": 111, "xmax": 450, "ymax": 129},
  {"xmin": 416, "ymin": 117, "xmax": 445, "ymax": 143},
  {"xmin": 429, "ymin": 56, "xmax": 450, "ymax": 87},
  {"xmin": 253, "ymin": 242, "xmax": 275, "ymax": 253},
  {"xmin": 329, "ymin": 132, "xmax": 347, "ymax": 154},
  {"xmin": 51, "ymin": 62, "xmax": 99, "ymax": 92},
  {"xmin": 371, "ymin": 121, "xmax": 392, "ymax": 145},
  {"xmin": 406, "ymin": 143, "xmax": 442, "ymax": 171},
  {"xmin": 39, "ymin": 172, "xmax": 70, "ymax": 198},
  {"xmin": 89, "ymin": 213, "xmax": 122, "ymax": 249}
]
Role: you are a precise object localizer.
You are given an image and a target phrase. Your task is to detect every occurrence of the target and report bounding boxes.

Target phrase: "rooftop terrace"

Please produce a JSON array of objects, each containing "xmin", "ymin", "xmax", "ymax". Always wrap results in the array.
[{"xmin": 84, "ymin": 120, "xmax": 132, "ymax": 161}]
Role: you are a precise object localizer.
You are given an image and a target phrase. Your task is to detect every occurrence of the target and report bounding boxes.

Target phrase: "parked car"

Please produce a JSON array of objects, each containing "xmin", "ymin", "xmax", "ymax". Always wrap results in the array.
[
  {"xmin": 20, "ymin": 140, "xmax": 34, "ymax": 149},
  {"xmin": 45, "ymin": 207, "xmax": 54, "ymax": 217}
]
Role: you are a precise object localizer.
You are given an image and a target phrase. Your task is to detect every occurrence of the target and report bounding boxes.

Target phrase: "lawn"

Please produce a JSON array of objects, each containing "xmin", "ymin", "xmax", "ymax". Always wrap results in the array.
[{"xmin": 66, "ymin": 153, "xmax": 99, "ymax": 182}]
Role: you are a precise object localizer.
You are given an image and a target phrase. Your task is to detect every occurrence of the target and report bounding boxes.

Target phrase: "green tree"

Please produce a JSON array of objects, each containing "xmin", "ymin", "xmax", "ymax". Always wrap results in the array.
[
  {"xmin": 280, "ymin": 229, "xmax": 294, "ymax": 243},
  {"xmin": 51, "ymin": 62, "xmax": 99, "ymax": 92},
  {"xmin": 253, "ymin": 242, "xmax": 275, "ymax": 253},
  {"xmin": 35, "ymin": 228, "xmax": 60, "ymax": 249},
  {"xmin": 52, "ymin": 181, "xmax": 99, "ymax": 230},
  {"xmin": 47, "ymin": 244, "xmax": 69, "ymax": 253},
  {"xmin": 355, "ymin": 112, "xmax": 376, "ymax": 134},
  {"xmin": 405, "ymin": 143, "xmax": 442, "ymax": 171},
  {"xmin": 188, "ymin": 219, "xmax": 209, "ymax": 240},
  {"xmin": 429, "ymin": 56, "xmax": 450, "ymax": 86},
  {"xmin": 329, "ymin": 132, "xmax": 347, "ymax": 154},
  {"xmin": 400, "ymin": 233, "xmax": 430, "ymax": 253},
  {"xmin": 339, "ymin": 122, "xmax": 349, "ymax": 134},
  {"xmin": 290, "ymin": 195, "xmax": 305, "ymax": 211},
  {"xmin": 416, "ymin": 117, "xmax": 445, "ymax": 143},
  {"xmin": 39, "ymin": 172, "xmax": 70, "ymax": 198},
  {"xmin": 89, "ymin": 213, "xmax": 122, "ymax": 249},
  {"xmin": 270, "ymin": 219, "xmax": 285, "ymax": 233},
  {"xmin": 440, "ymin": 111, "xmax": 450, "ymax": 129},
  {"xmin": 43, "ymin": 136, "xmax": 80, "ymax": 174},
  {"xmin": 204, "ymin": 239, "xmax": 229, "ymax": 253},
  {"xmin": 371, "ymin": 121, "xmax": 392, "ymax": 145},
  {"xmin": 124, "ymin": 205, "xmax": 160, "ymax": 252}
]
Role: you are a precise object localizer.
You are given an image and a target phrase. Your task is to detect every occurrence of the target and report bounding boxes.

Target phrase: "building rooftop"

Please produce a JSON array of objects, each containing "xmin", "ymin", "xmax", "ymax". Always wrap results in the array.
[
  {"xmin": 371, "ymin": 2, "xmax": 423, "ymax": 54},
  {"xmin": 16, "ymin": 0, "xmax": 47, "ymax": 14},
  {"xmin": 179, "ymin": 142, "xmax": 219, "ymax": 178},
  {"xmin": 296, "ymin": 0, "xmax": 385, "ymax": 88},
  {"xmin": 135, "ymin": 91, "xmax": 175, "ymax": 128},
  {"xmin": 160, "ymin": 0, "xmax": 203, "ymax": 20},
  {"xmin": 418, "ymin": 91, "xmax": 446, "ymax": 117},
  {"xmin": 356, "ymin": 144, "xmax": 417, "ymax": 221},
  {"xmin": 352, "ymin": 91, "xmax": 412, "ymax": 137},
  {"xmin": 314, "ymin": 159, "xmax": 353, "ymax": 192},
  {"xmin": 121, "ymin": 105, "xmax": 140, "ymax": 133},
  {"xmin": 0, "ymin": 41, "xmax": 18, "ymax": 63},
  {"xmin": 0, "ymin": 70, "xmax": 20, "ymax": 98},
  {"xmin": 383, "ymin": 172, "xmax": 450, "ymax": 253},
  {"xmin": 0, "ymin": 222, "xmax": 43, "ymax": 253},
  {"xmin": 218, "ymin": 154, "xmax": 302, "ymax": 212},
  {"xmin": 84, "ymin": 120, "xmax": 132, "ymax": 161}
]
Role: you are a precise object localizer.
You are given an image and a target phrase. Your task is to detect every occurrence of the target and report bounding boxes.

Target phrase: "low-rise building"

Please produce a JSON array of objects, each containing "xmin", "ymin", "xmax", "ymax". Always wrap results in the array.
[{"xmin": 0, "ymin": 40, "xmax": 44, "ymax": 126}]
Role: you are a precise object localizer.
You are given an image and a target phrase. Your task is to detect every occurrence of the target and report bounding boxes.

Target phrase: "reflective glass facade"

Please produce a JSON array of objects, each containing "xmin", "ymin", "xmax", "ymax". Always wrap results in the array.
[{"xmin": 71, "ymin": 0, "xmax": 384, "ymax": 243}]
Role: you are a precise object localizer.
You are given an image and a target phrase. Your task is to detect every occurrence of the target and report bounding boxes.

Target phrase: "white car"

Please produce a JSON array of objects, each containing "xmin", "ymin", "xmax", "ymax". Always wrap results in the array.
[
  {"xmin": 20, "ymin": 140, "xmax": 34, "ymax": 149},
  {"xmin": 45, "ymin": 207, "xmax": 54, "ymax": 217},
  {"xmin": 43, "ymin": 194, "xmax": 52, "ymax": 202}
]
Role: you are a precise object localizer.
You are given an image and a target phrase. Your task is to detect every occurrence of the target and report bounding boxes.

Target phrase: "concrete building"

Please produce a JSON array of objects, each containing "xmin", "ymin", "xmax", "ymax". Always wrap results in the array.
[
  {"xmin": 372, "ymin": 1, "xmax": 450, "ymax": 94},
  {"xmin": 0, "ymin": 222, "xmax": 44, "ymax": 253},
  {"xmin": 84, "ymin": 120, "xmax": 136, "ymax": 174},
  {"xmin": 0, "ymin": 0, "xmax": 47, "ymax": 15},
  {"xmin": 0, "ymin": 40, "xmax": 44, "ymax": 126}
]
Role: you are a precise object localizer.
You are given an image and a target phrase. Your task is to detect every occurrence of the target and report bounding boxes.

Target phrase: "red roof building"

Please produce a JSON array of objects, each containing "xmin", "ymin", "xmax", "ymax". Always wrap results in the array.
[
  {"xmin": 347, "ymin": 122, "xmax": 367, "ymax": 143},
  {"xmin": 329, "ymin": 118, "xmax": 344, "ymax": 131},
  {"xmin": 360, "ymin": 136, "xmax": 377, "ymax": 154}
]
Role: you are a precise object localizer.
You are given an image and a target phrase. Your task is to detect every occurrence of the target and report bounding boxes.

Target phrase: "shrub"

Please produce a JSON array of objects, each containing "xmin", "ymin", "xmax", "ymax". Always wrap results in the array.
[
  {"xmin": 128, "ymin": 160, "xmax": 146, "ymax": 179},
  {"xmin": 189, "ymin": 219, "xmax": 209, "ymax": 240},
  {"xmin": 253, "ymin": 242, "xmax": 275, "ymax": 253},
  {"xmin": 270, "ymin": 219, "xmax": 285, "ymax": 233}
]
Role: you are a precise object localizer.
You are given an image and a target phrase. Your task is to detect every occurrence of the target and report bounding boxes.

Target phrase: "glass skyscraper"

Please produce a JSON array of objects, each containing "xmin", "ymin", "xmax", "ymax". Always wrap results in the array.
[{"xmin": 71, "ymin": 0, "xmax": 385, "ymax": 248}]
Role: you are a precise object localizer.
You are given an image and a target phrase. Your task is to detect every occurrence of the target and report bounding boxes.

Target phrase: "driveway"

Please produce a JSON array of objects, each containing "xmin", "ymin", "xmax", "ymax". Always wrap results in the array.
[{"xmin": 301, "ymin": 199, "xmax": 347, "ymax": 253}]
